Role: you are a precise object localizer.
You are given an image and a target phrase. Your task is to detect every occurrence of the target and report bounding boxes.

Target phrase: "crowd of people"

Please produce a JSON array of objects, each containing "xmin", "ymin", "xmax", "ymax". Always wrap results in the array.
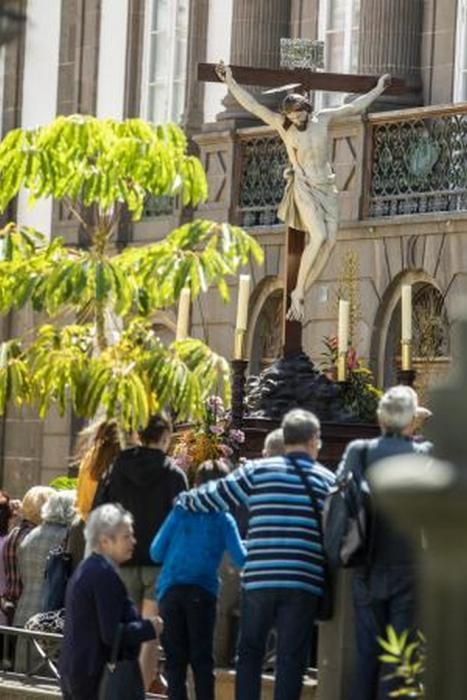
[{"xmin": 0, "ymin": 384, "xmax": 432, "ymax": 700}]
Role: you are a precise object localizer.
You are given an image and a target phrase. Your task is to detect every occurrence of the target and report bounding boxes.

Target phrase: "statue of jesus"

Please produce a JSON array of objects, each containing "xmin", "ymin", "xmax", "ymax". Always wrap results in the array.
[{"xmin": 216, "ymin": 62, "xmax": 391, "ymax": 322}]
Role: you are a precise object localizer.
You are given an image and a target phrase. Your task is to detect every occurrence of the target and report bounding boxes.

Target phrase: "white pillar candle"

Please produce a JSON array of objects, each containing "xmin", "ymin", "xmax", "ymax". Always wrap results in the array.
[
  {"xmin": 401, "ymin": 284, "xmax": 412, "ymax": 341},
  {"xmin": 338, "ymin": 299, "xmax": 350, "ymax": 354},
  {"xmin": 235, "ymin": 275, "xmax": 250, "ymax": 332},
  {"xmin": 176, "ymin": 288, "xmax": 191, "ymax": 341}
]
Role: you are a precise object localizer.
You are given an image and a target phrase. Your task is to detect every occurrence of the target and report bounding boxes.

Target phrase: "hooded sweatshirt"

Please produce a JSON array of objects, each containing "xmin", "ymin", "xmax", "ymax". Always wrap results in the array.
[{"xmin": 106, "ymin": 446, "xmax": 188, "ymax": 567}]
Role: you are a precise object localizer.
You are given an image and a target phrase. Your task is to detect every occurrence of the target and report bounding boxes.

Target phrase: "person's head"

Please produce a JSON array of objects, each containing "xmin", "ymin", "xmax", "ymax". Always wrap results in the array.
[
  {"xmin": 195, "ymin": 459, "xmax": 230, "ymax": 487},
  {"xmin": 41, "ymin": 490, "xmax": 76, "ymax": 526},
  {"xmin": 138, "ymin": 414, "xmax": 172, "ymax": 452},
  {"xmin": 77, "ymin": 419, "xmax": 121, "ymax": 482},
  {"xmin": 377, "ymin": 385, "xmax": 419, "ymax": 436},
  {"xmin": 84, "ymin": 503, "xmax": 135, "ymax": 564},
  {"xmin": 21, "ymin": 486, "xmax": 55, "ymax": 526},
  {"xmin": 281, "ymin": 409, "xmax": 322, "ymax": 459},
  {"xmin": 281, "ymin": 93, "xmax": 313, "ymax": 130},
  {"xmin": 0, "ymin": 490, "xmax": 10, "ymax": 537},
  {"xmin": 263, "ymin": 428, "xmax": 285, "ymax": 458}
]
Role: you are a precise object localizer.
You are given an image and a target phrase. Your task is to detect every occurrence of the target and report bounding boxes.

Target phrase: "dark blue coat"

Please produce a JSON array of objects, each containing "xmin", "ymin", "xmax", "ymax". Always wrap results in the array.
[{"xmin": 59, "ymin": 553, "xmax": 155, "ymax": 699}]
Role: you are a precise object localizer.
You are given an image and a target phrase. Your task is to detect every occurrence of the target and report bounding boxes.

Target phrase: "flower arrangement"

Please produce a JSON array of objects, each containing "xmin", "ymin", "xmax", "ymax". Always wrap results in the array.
[
  {"xmin": 320, "ymin": 334, "xmax": 382, "ymax": 423},
  {"xmin": 172, "ymin": 396, "xmax": 245, "ymax": 485}
]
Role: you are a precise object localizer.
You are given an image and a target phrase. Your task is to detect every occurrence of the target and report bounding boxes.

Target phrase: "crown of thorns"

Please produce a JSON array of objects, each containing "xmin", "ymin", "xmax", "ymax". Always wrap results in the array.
[{"xmin": 281, "ymin": 94, "xmax": 312, "ymax": 114}]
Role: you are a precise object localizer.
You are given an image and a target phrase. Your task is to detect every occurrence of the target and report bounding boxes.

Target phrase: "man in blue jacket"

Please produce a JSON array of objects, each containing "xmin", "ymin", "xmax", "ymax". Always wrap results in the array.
[{"xmin": 176, "ymin": 409, "xmax": 335, "ymax": 700}]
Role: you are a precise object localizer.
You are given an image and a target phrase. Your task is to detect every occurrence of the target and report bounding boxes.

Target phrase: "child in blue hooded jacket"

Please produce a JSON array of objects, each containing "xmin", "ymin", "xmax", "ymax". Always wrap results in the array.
[{"xmin": 150, "ymin": 460, "xmax": 246, "ymax": 700}]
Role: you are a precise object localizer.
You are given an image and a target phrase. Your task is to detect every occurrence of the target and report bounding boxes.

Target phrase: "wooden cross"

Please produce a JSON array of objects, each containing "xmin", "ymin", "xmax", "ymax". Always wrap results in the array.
[{"xmin": 199, "ymin": 62, "xmax": 414, "ymax": 357}]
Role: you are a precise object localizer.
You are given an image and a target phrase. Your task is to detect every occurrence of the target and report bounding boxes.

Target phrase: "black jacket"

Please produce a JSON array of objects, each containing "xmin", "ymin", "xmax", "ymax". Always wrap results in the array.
[{"xmin": 107, "ymin": 447, "xmax": 188, "ymax": 566}]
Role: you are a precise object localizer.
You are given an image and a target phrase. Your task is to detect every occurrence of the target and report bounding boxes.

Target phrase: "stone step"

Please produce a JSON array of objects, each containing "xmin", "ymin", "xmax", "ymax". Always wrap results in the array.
[{"xmin": 0, "ymin": 670, "xmax": 317, "ymax": 699}]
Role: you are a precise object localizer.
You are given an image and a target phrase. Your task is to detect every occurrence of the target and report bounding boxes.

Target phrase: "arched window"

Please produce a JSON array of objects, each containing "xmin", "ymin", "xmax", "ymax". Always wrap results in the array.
[
  {"xmin": 383, "ymin": 283, "xmax": 450, "ymax": 389},
  {"xmin": 249, "ymin": 289, "xmax": 284, "ymax": 375}
]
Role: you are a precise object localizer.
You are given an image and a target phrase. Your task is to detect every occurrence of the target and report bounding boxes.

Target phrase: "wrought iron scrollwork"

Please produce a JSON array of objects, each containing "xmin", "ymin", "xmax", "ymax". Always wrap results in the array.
[
  {"xmin": 238, "ymin": 135, "xmax": 287, "ymax": 227},
  {"xmin": 143, "ymin": 195, "xmax": 174, "ymax": 218},
  {"xmin": 369, "ymin": 111, "xmax": 467, "ymax": 217}
]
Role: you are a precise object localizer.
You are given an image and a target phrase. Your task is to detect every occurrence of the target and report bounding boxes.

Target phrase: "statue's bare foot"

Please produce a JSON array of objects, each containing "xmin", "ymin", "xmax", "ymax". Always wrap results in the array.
[{"xmin": 286, "ymin": 291, "xmax": 304, "ymax": 322}]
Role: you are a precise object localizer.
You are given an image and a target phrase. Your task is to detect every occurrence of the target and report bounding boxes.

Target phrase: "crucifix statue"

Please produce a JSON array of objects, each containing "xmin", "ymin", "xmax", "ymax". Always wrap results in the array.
[{"xmin": 215, "ymin": 61, "xmax": 391, "ymax": 324}]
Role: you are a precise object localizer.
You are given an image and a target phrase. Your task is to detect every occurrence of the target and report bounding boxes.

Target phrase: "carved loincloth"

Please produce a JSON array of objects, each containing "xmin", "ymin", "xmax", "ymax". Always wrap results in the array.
[{"xmin": 277, "ymin": 168, "xmax": 338, "ymax": 235}]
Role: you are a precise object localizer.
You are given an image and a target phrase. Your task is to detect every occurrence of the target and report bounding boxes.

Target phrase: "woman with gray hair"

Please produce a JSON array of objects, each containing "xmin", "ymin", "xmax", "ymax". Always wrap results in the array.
[
  {"xmin": 337, "ymin": 385, "xmax": 433, "ymax": 700},
  {"xmin": 59, "ymin": 504, "xmax": 162, "ymax": 700},
  {"xmin": 13, "ymin": 490, "xmax": 75, "ymax": 670}
]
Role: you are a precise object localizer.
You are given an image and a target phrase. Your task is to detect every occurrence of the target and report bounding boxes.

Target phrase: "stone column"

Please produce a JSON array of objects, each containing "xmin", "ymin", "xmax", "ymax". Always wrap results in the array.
[
  {"xmin": 183, "ymin": 0, "xmax": 209, "ymax": 136},
  {"xmin": 358, "ymin": 0, "xmax": 423, "ymax": 107},
  {"xmin": 219, "ymin": 0, "xmax": 291, "ymax": 121}
]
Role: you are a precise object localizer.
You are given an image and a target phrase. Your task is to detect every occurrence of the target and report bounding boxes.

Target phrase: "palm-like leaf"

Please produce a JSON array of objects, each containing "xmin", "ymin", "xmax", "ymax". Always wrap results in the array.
[
  {"xmin": 0, "ymin": 115, "xmax": 263, "ymax": 427},
  {"xmin": 0, "ymin": 117, "xmax": 207, "ymax": 217}
]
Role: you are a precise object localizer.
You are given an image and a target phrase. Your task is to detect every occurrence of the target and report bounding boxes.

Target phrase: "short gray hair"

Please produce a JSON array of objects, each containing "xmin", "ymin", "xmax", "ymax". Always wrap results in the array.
[
  {"xmin": 377, "ymin": 385, "xmax": 417, "ymax": 432},
  {"xmin": 263, "ymin": 429, "xmax": 285, "ymax": 457},
  {"xmin": 41, "ymin": 490, "xmax": 76, "ymax": 526},
  {"xmin": 281, "ymin": 409, "xmax": 321, "ymax": 446},
  {"xmin": 84, "ymin": 504, "xmax": 133, "ymax": 554}
]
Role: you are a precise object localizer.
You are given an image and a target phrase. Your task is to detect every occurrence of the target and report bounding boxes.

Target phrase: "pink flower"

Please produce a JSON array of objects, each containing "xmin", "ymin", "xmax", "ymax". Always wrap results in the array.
[
  {"xmin": 219, "ymin": 444, "xmax": 234, "ymax": 458},
  {"xmin": 347, "ymin": 347, "xmax": 358, "ymax": 371},
  {"xmin": 209, "ymin": 425, "xmax": 224, "ymax": 435},
  {"xmin": 229, "ymin": 429, "xmax": 245, "ymax": 444},
  {"xmin": 207, "ymin": 396, "xmax": 224, "ymax": 412}
]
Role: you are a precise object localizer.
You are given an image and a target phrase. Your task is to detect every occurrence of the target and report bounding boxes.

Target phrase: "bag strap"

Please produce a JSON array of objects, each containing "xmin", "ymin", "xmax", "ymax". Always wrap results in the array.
[{"xmin": 287, "ymin": 456, "xmax": 324, "ymax": 546}]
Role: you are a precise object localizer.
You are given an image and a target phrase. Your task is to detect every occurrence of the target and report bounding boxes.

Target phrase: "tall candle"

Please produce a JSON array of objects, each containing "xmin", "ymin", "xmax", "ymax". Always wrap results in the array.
[
  {"xmin": 401, "ymin": 285, "xmax": 412, "ymax": 341},
  {"xmin": 338, "ymin": 299, "xmax": 350, "ymax": 354},
  {"xmin": 235, "ymin": 275, "xmax": 250, "ymax": 332},
  {"xmin": 176, "ymin": 288, "xmax": 191, "ymax": 341}
]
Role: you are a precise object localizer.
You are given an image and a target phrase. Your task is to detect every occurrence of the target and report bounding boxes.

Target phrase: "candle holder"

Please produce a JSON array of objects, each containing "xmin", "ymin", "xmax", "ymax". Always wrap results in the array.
[
  {"xmin": 337, "ymin": 352, "xmax": 347, "ymax": 383},
  {"xmin": 401, "ymin": 339, "xmax": 412, "ymax": 371},
  {"xmin": 231, "ymin": 358, "xmax": 248, "ymax": 429},
  {"xmin": 234, "ymin": 329, "xmax": 246, "ymax": 361},
  {"xmin": 398, "ymin": 340, "xmax": 416, "ymax": 386}
]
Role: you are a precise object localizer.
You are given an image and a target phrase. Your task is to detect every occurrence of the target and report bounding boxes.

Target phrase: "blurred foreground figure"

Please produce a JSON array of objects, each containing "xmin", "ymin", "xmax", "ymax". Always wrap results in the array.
[{"xmin": 338, "ymin": 386, "xmax": 432, "ymax": 700}]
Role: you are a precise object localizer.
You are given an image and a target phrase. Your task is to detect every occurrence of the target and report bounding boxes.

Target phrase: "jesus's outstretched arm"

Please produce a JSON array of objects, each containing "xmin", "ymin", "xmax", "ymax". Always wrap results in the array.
[
  {"xmin": 319, "ymin": 74, "xmax": 391, "ymax": 125},
  {"xmin": 216, "ymin": 61, "xmax": 282, "ymax": 130}
]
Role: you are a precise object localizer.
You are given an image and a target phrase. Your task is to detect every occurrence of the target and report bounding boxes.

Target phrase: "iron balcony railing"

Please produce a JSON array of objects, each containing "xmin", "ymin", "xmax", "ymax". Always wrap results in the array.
[
  {"xmin": 364, "ymin": 103, "xmax": 467, "ymax": 218},
  {"xmin": 237, "ymin": 131, "xmax": 287, "ymax": 227},
  {"xmin": 234, "ymin": 104, "xmax": 467, "ymax": 225}
]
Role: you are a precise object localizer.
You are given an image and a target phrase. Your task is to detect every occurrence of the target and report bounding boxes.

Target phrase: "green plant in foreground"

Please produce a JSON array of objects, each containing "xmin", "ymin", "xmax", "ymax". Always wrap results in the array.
[
  {"xmin": 0, "ymin": 115, "xmax": 263, "ymax": 428},
  {"xmin": 379, "ymin": 626, "xmax": 426, "ymax": 698}
]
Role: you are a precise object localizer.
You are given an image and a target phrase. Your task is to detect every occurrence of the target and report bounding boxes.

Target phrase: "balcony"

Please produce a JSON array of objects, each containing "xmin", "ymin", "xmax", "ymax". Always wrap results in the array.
[
  {"xmin": 232, "ymin": 104, "xmax": 467, "ymax": 227},
  {"xmin": 364, "ymin": 104, "xmax": 467, "ymax": 218}
]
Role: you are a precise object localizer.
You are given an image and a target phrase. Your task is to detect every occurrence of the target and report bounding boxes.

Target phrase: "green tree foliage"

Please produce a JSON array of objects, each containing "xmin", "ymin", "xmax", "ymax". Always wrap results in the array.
[{"xmin": 0, "ymin": 116, "xmax": 263, "ymax": 428}]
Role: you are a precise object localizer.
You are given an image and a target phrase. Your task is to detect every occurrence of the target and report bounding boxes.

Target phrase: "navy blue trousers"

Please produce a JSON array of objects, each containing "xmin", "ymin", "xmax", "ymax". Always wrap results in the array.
[
  {"xmin": 235, "ymin": 588, "xmax": 319, "ymax": 700},
  {"xmin": 160, "ymin": 585, "xmax": 217, "ymax": 700}
]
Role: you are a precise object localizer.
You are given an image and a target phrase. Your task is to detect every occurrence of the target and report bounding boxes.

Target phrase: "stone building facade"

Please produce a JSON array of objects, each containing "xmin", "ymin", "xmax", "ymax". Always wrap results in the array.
[{"xmin": 0, "ymin": 0, "xmax": 465, "ymax": 493}]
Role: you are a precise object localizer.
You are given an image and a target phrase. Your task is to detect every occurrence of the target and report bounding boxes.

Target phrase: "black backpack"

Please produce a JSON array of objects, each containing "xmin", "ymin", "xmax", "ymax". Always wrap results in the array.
[{"xmin": 322, "ymin": 443, "xmax": 372, "ymax": 569}]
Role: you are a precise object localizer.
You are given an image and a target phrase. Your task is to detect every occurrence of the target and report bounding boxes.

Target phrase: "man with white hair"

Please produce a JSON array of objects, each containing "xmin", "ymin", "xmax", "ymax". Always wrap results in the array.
[{"xmin": 337, "ymin": 385, "xmax": 432, "ymax": 700}]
